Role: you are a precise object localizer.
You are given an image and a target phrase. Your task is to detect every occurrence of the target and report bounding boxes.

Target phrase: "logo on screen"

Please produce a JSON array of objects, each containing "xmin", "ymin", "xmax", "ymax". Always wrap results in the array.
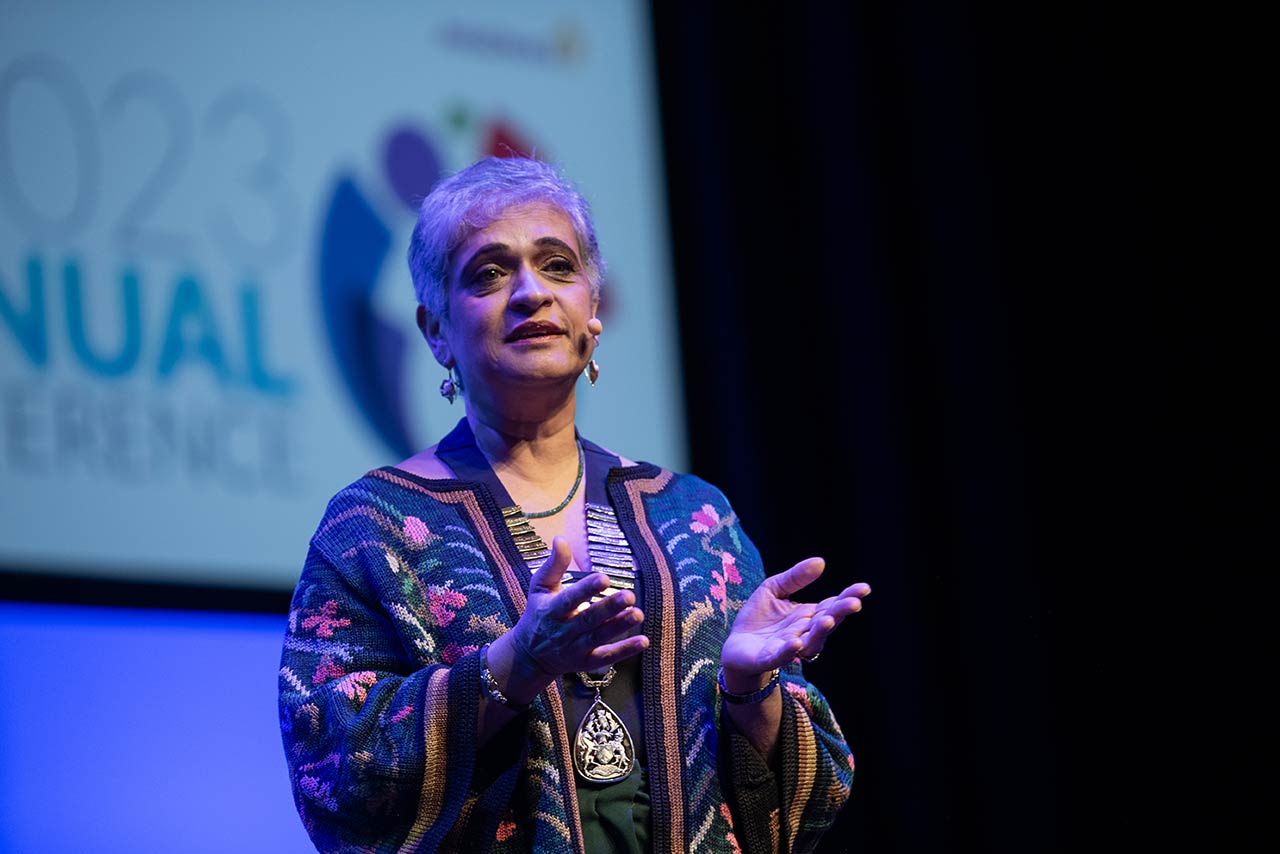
[{"xmin": 316, "ymin": 118, "xmax": 539, "ymax": 458}]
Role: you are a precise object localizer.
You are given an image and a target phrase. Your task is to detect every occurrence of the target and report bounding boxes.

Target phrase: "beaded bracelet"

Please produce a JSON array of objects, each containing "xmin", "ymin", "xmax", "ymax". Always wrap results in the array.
[
  {"xmin": 717, "ymin": 665, "xmax": 781, "ymax": 705},
  {"xmin": 480, "ymin": 643, "xmax": 531, "ymax": 713}
]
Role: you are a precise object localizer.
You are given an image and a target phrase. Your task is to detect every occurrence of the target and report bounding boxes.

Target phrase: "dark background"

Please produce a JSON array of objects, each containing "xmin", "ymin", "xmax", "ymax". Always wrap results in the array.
[{"xmin": 652, "ymin": 1, "xmax": 1261, "ymax": 852}]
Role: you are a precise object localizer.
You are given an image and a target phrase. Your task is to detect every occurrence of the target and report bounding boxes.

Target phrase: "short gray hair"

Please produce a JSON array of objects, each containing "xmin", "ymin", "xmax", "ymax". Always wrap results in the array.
[{"xmin": 407, "ymin": 157, "xmax": 604, "ymax": 318}]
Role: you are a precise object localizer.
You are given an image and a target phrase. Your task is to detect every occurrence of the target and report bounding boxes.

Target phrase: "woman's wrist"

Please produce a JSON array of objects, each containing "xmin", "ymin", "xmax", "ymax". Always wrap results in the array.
[
  {"xmin": 480, "ymin": 643, "xmax": 531, "ymax": 711},
  {"xmin": 718, "ymin": 662, "xmax": 776, "ymax": 695},
  {"xmin": 718, "ymin": 664, "xmax": 781, "ymax": 705},
  {"xmin": 485, "ymin": 633, "xmax": 553, "ymax": 707}
]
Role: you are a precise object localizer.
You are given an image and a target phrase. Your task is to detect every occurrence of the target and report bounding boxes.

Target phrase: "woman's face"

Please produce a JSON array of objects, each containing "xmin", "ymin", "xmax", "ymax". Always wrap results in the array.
[{"xmin": 429, "ymin": 202, "xmax": 598, "ymax": 402}]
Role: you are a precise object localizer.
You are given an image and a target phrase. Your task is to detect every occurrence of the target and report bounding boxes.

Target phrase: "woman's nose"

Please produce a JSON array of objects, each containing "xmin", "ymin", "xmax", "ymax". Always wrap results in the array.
[{"xmin": 510, "ymin": 264, "xmax": 552, "ymax": 310}]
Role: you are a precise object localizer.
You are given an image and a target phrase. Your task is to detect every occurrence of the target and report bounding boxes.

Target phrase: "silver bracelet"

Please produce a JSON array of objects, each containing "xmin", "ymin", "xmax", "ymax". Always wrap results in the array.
[
  {"xmin": 717, "ymin": 665, "xmax": 781, "ymax": 705},
  {"xmin": 480, "ymin": 643, "xmax": 531, "ymax": 713}
]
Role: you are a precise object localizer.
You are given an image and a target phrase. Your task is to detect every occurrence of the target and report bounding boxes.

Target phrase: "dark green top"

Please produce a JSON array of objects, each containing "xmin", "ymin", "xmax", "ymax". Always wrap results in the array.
[{"xmin": 562, "ymin": 626, "xmax": 649, "ymax": 849}]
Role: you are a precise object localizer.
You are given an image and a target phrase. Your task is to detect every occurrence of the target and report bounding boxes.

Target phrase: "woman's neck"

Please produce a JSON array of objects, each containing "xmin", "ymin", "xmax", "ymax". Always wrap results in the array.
[{"xmin": 465, "ymin": 395, "xmax": 579, "ymax": 485}]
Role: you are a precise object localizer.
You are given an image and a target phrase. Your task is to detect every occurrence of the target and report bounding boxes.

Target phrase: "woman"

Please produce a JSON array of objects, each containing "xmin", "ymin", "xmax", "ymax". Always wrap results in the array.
[{"xmin": 280, "ymin": 157, "xmax": 871, "ymax": 853}]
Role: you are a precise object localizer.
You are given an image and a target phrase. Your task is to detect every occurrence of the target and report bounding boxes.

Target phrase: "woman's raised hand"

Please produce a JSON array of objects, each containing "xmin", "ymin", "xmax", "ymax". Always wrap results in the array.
[
  {"xmin": 720, "ymin": 557, "xmax": 870, "ymax": 682},
  {"xmin": 508, "ymin": 537, "xmax": 649, "ymax": 682}
]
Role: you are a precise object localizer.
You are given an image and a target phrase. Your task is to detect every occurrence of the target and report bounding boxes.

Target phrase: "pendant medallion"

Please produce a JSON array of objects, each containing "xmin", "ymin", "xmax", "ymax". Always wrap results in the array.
[{"xmin": 573, "ymin": 695, "xmax": 635, "ymax": 783}]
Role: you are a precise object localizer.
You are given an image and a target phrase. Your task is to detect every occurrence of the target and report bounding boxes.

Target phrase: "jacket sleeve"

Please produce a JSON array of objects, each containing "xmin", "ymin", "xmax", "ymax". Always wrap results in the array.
[
  {"xmin": 704, "ymin": 488, "xmax": 856, "ymax": 854},
  {"xmin": 279, "ymin": 542, "xmax": 525, "ymax": 854}
]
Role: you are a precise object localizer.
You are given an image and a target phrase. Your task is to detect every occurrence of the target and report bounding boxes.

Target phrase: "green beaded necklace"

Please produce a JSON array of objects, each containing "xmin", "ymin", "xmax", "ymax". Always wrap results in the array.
[{"xmin": 523, "ymin": 441, "xmax": 585, "ymax": 519}]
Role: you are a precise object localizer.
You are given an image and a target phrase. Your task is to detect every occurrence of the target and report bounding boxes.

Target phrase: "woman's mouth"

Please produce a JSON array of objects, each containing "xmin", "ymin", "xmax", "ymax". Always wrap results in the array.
[{"xmin": 506, "ymin": 321, "xmax": 566, "ymax": 342}]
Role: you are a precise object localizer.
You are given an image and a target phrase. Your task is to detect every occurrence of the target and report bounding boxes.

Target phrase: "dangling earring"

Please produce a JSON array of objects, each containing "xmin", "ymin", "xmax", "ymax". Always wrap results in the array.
[
  {"xmin": 584, "ymin": 317, "xmax": 602, "ymax": 387},
  {"xmin": 440, "ymin": 367, "xmax": 462, "ymax": 403}
]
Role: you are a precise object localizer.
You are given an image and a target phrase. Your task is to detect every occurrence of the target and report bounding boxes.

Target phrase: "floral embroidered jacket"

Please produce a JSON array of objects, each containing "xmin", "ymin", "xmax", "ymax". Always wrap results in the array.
[{"xmin": 279, "ymin": 462, "xmax": 854, "ymax": 853}]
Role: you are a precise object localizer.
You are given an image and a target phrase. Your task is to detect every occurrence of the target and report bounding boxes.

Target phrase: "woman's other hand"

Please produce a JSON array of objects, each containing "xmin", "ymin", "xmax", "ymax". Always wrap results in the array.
[
  {"xmin": 720, "ymin": 558, "xmax": 871, "ymax": 688},
  {"xmin": 486, "ymin": 538, "xmax": 649, "ymax": 708}
]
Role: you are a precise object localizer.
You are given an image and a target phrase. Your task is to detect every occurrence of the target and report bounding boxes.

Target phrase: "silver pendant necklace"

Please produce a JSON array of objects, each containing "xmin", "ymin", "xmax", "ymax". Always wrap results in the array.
[{"xmin": 572, "ymin": 666, "xmax": 635, "ymax": 783}]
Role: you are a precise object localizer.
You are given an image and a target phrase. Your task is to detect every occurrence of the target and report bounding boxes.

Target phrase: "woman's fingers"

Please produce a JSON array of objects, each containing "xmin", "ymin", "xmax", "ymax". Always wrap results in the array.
[
  {"xmin": 572, "ymin": 588, "xmax": 636, "ymax": 632},
  {"xmin": 582, "ymin": 634, "xmax": 649, "ymax": 670},
  {"xmin": 797, "ymin": 587, "xmax": 870, "ymax": 659},
  {"xmin": 548, "ymin": 570, "xmax": 610, "ymax": 619},
  {"xmin": 818, "ymin": 594, "xmax": 863, "ymax": 620},
  {"xmin": 839, "ymin": 582, "xmax": 872, "ymax": 599},
  {"xmin": 529, "ymin": 537, "xmax": 574, "ymax": 594},
  {"xmin": 580, "ymin": 606, "xmax": 644, "ymax": 649},
  {"xmin": 520, "ymin": 543, "xmax": 652, "ymax": 674},
  {"xmin": 764, "ymin": 557, "xmax": 826, "ymax": 599},
  {"xmin": 798, "ymin": 614, "xmax": 838, "ymax": 659}
]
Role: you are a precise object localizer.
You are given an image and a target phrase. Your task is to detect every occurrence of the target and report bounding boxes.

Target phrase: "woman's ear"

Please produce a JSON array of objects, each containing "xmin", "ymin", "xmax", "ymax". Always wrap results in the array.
[
  {"xmin": 588, "ymin": 294, "xmax": 602, "ymax": 341},
  {"xmin": 417, "ymin": 304, "xmax": 453, "ymax": 368}
]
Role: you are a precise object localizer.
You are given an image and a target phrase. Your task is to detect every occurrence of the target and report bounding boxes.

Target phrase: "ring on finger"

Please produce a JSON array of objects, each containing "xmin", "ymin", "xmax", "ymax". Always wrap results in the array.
[{"xmin": 801, "ymin": 650, "xmax": 821, "ymax": 663}]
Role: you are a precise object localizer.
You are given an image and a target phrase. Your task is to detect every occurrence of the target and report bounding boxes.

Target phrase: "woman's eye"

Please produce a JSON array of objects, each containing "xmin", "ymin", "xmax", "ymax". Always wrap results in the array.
[
  {"xmin": 471, "ymin": 266, "xmax": 504, "ymax": 286},
  {"xmin": 543, "ymin": 257, "xmax": 577, "ymax": 276}
]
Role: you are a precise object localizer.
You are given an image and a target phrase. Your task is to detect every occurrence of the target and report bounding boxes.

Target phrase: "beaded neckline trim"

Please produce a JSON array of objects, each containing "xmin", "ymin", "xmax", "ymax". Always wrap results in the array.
[{"xmin": 502, "ymin": 502, "xmax": 636, "ymax": 598}]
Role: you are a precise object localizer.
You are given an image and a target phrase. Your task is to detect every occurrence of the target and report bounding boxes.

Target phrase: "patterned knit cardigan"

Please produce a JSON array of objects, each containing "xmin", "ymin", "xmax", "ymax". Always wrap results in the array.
[{"xmin": 279, "ymin": 462, "xmax": 854, "ymax": 853}]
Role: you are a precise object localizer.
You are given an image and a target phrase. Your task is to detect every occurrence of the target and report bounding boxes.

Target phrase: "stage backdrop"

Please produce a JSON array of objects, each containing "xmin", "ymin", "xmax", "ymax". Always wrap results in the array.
[
  {"xmin": 0, "ymin": 0, "xmax": 682, "ymax": 591},
  {"xmin": 1, "ymin": 4, "xmax": 674, "ymax": 852}
]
